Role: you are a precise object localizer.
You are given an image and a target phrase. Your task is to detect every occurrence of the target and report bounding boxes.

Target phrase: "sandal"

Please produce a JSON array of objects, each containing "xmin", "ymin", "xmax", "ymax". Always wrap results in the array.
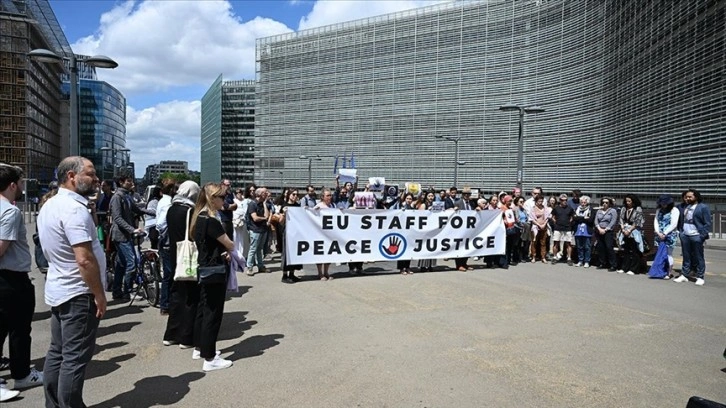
[
  {"xmin": 406, "ymin": 269, "xmax": 413, "ymax": 275},
  {"xmin": 325, "ymin": 275, "xmax": 333, "ymax": 281}
]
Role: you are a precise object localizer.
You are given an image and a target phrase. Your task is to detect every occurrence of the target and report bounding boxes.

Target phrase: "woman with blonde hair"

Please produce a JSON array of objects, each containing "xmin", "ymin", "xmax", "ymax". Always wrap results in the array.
[{"xmin": 189, "ymin": 183, "xmax": 235, "ymax": 371}]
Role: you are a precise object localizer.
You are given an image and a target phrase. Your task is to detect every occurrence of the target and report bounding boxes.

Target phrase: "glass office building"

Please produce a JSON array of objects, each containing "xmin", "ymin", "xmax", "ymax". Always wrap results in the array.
[
  {"xmin": 201, "ymin": 75, "xmax": 255, "ymax": 186},
  {"xmin": 62, "ymin": 79, "xmax": 127, "ymax": 181},
  {"xmin": 256, "ymin": 0, "xmax": 725, "ymax": 200}
]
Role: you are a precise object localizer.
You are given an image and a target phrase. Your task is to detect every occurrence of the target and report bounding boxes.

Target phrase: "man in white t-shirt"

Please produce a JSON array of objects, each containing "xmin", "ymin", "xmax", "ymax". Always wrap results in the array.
[
  {"xmin": 38, "ymin": 157, "xmax": 106, "ymax": 408},
  {"xmin": 0, "ymin": 163, "xmax": 42, "ymax": 397}
]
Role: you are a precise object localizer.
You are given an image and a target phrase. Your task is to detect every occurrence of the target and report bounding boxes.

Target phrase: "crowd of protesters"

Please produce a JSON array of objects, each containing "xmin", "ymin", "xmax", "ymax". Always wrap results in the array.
[{"xmin": 0, "ymin": 155, "xmax": 715, "ymax": 403}]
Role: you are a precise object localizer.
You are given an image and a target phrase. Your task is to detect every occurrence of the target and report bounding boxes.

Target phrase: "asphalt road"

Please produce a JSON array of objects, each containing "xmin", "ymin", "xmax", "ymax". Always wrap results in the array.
[{"xmin": 5, "ymin": 226, "xmax": 726, "ymax": 407}]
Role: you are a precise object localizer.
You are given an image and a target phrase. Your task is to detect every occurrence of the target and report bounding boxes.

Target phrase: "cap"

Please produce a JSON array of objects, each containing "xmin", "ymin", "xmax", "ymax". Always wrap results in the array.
[{"xmin": 656, "ymin": 194, "xmax": 674, "ymax": 206}]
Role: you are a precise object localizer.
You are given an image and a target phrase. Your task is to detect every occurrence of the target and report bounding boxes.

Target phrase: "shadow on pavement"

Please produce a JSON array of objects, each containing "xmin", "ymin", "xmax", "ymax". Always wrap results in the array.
[
  {"xmin": 86, "ymin": 353, "xmax": 135, "ymax": 380},
  {"xmin": 221, "ymin": 334, "xmax": 284, "ymax": 362},
  {"xmin": 225, "ymin": 284, "xmax": 252, "ymax": 300},
  {"xmin": 90, "ymin": 372, "xmax": 205, "ymax": 408},
  {"xmin": 217, "ymin": 311, "xmax": 257, "ymax": 341},
  {"xmin": 96, "ymin": 322, "xmax": 142, "ymax": 338},
  {"xmin": 33, "ymin": 309, "xmax": 51, "ymax": 322},
  {"xmin": 102, "ymin": 305, "xmax": 144, "ymax": 320},
  {"xmin": 93, "ymin": 341, "xmax": 128, "ymax": 356}
]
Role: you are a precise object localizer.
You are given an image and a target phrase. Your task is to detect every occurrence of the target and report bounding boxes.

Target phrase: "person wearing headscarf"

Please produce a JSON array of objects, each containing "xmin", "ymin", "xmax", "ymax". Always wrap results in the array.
[
  {"xmin": 162, "ymin": 181, "xmax": 201, "ymax": 349},
  {"xmin": 653, "ymin": 194, "xmax": 680, "ymax": 279}
]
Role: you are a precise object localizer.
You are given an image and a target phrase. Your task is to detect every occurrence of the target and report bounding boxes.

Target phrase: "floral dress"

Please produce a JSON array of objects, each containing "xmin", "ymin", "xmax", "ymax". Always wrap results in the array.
[{"xmin": 655, "ymin": 210, "xmax": 678, "ymax": 248}]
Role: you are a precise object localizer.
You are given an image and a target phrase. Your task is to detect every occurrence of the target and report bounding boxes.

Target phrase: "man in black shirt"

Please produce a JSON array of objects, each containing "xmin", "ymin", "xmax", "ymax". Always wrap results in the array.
[
  {"xmin": 551, "ymin": 194, "xmax": 576, "ymax": 265},
  {"xmin": 218, "ymin": 179, "xmax": 236, "ymax": 240},
  {"xmin": 245, "ymin": 187, "xmax": 270, "ymax": 275}
]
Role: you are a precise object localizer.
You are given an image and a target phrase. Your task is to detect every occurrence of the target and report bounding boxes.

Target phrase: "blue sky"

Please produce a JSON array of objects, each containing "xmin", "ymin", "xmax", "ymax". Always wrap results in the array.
[{"xmin": 49, "ymin": 0, "xmax": 446, "ymax": 172}]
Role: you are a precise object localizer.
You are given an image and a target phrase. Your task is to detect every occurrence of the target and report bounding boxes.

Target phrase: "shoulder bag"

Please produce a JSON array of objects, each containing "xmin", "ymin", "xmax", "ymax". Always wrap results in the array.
[
  {"xmin": 197, "ymin": 215, "xmax": 228, "ymax": 285},
  {"xmin": 174, "ymin": 208, "xmax": 198, "ymax": 281}
]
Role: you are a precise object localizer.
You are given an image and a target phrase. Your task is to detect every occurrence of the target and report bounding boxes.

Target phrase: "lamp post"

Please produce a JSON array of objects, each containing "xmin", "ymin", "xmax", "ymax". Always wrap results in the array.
[
  {"xmin": 299, "ymin": 155, "xmax": 322, "ymax": 186},
  {"xmin": 28, "ymin": 49, "xmax": 118, "ymax": 156},
  {"xmin": 435, "ymin": 136, "xmax": 464, "ymax": 187},
  {"xmin": 499, "ymin": 104, "xmax": 545, "ymax": 190},
  {"xmin": 277, "ymin": 170, "xmax": 284, "ymax": 193},
  {"xmin": 100, "ymin": 146, "xmax": 130, "ymax": 179}
]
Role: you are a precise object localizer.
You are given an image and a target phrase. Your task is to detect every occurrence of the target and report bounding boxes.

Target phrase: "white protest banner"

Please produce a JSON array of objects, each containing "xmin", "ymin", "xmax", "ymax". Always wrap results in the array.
[
  {"xmin": 285, "ymin": 208, "xmax": 505, "ymax": 264},
  {"xmin": 338, "ymin": 168, "xmax": 357, "ymax": 184}
]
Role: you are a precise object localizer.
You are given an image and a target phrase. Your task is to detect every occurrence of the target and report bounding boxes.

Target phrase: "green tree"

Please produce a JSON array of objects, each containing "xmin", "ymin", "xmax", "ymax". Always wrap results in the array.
[{"xmin": 159, "ymin": 172, "xmax": 200, "ymax": 185}]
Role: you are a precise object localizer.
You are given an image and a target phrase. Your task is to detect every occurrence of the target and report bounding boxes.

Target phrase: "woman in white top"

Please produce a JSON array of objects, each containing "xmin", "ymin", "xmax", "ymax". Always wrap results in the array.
[
  {"xmin": 232, "ymin": 187, "xmax": 252, "ymax": 262},
  {"xmin": 313, "ymin": 189, "xmax": 335, "ymax": 280},
  {"xmin": 653, "ymin": 194, "xmax": 680, "ymax": 279}
]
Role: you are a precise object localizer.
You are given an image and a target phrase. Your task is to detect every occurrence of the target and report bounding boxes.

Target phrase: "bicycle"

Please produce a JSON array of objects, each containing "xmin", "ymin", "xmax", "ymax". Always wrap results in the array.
[{"xmin": 128, "ymin": 232, "xmax": 162, "ymax": 307}]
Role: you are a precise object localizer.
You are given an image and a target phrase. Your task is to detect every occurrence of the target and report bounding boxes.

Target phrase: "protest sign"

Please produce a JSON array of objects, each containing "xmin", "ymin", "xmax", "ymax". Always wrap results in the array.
[
  {"xmin": 285, "ymin": 208, "xmax": 505, "ymax": 264},
  {"xmin": 338, "ymin": 168, "xmax": 357, "ymax": 184},
  {"xmin": 368, "ymin": 177, "xmax": 385, "ymax": 191}
]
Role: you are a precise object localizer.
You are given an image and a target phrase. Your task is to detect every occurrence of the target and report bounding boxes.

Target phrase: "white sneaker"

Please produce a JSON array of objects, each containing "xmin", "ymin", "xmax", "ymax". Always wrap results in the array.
[
  {"xmin": 625, "ymin": 271, "xmax": 635, "ymax": 275},
  {"xmin": 584, "ymin": 263, "xmax": 590, "ymax": 268},
  {"xmin": 695, "ymin": 278, "xmax": 705, "ymax": 286},
  {"xmin": 192, "ymin": 349, "xmax": 221, "ymax": 360},
  {"xmin": 179, "ymin": 344, "xmax": 194, "ymax": 349},
  {"xmin": 673, "ymin": 275, "xmax": 689, "ymax": 283},
  {"xmin": 162, "ymin": 340, "xmax": 177, "ymax": 346},
  {"xmin": 0, "ymin": 381, "xmax": 20, "ymax": 402},
  {"xmin": 616, "ymin": 269, "xmax": 625, "ymax": 274},
  {"xmin": 575, "ymin": 262, "xmax": 582, "ymax": 267},
  {"xmin": 14, "ymin": 367, "xmax": 43, "ymax": 389},
  {"xmin": 202, "ymin": 355, "xmax": 233, "ymax": 372}
]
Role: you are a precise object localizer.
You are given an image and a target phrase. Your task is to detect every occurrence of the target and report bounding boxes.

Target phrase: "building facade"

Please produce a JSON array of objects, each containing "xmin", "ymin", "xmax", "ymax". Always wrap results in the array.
[
  {"xmin": 62, "ymin": 78, "xmax": 127, "ymax": 181},
  {"xmin": 255, "ymin": 0, "xmax": 725, "ymax": 201},
  {"xmin": 200, "ymin": 74, "xmax": 255, "ymax": 186},
  {"xmin": 142, "ymin": 160, "xmax": 189, "ymax": 186},
  {"xmin": 0, "ymin": 0, "xmax": 70, "ymax": 187}
]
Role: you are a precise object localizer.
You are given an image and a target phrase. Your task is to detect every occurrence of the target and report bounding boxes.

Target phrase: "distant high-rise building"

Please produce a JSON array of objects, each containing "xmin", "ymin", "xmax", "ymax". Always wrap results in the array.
[
  {"xmin": 0, "ymin": 0, "xmax": 71, "ymax": 186},
  {"xmin": 256, "ymin": 0, "xmax": 726, "ymax": 199},
  {"xmin": 143, "ymin": 160, "xmax": 189, "ymax": 185},
  {"xmin": 62, "ymin": 76, "xmax": 127, "ymax": 181},
  {"xmin": 201, "ymin": 74, "xmax": 255, "ymax": 186}
]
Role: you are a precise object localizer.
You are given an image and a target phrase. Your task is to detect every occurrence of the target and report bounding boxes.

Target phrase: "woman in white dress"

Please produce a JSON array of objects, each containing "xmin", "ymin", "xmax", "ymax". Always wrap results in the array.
[{"xmin": 232, "ymin": 187, "xmax": 252, "ymax": 261}]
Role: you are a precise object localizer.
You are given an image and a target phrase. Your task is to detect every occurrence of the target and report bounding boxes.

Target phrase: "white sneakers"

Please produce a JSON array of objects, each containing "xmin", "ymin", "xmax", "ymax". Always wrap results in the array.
[
  {"xmin": 14, "ymin": 367, "xmax": 43, "ymax": 389},
  {"xmin": 202, "ymin": 355, "xmax": 233, "ymax": 372},
  {"xmin": 616, "ymin": 269, "xmax": 625, "ymax": 274},
  {"xmin": 695, "ymin": 278, "xmax": 705, "ymax": 286},
  {"xmin": 192, "ymin": 349, "xmax": 221, "ymax": 360},
  {"xmin": 575, "ymin": 262, "xmax": 583, "ymax": 267},
  {"xmin": 0, "ymin": 380, "xmax": 20, "ymax": 402},
  {"xmin": 584, "ymin": 263, "xmax": 590, "ymax": 268},
  {"xmin": 625, "ymin": 271, "xmax": 635, "ymax": 275},
  {"xmin": 673, "ymin": 275, "xmax": 689, "ymax": 283}
]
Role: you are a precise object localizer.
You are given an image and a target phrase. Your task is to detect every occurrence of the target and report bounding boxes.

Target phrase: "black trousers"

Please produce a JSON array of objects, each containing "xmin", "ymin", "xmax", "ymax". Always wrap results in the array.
[
  {"xmin": 163, "ymin": 281, "xmax": 200, "ymax": 346},
  {"xmin": 506, "ymin": 229, "xmax": 521, "ymax": 263},
  {"xmin": 620, "ymin": 237, "xmax": 642, "ymax": 273},
  {"xmin": 396, "ymin": 260, "xmax": 411, "ymax": 270},
  {"xmin": 0, "ymin": 270, "xmax": 35, "ymax": 380},
  {"xmin": 454, "ymin": 257, "xmax": 468, "ymax": 268},
  {"xmin": 596, "ymin": 230, "xmax": 616, "ymax": 268},
  {"xmin": 194, "ymin": 282, "xmax": 227, "ymax": 359}
]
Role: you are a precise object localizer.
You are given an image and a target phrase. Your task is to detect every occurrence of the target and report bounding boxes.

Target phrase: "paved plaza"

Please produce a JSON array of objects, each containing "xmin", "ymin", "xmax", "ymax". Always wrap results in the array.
[{"xmin": 6, "ymin": 223, "xmax": 726, "ymax": 407}]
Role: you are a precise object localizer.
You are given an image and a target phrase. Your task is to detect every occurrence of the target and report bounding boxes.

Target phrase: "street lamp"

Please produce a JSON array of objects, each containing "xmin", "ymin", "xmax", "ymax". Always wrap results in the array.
[
  {"xmin": 100, "ymin": 146, "xmax": 130, "ymax": 179},
  {"xmin": 435, "ymin": 136, "xmax": 464, "ymax": 187},
  {"xmin": 28, "ymin": 49, "xmax": 119, "ymax": 156},
  {"xmin": 277, "ymin": 170, "xmax": 284, "ymax": 192},
  {"xmin": 499, "ymin": 104, "xmax": 545, "ymax": 190},
  {"xmin": 299, "ymin": 155, "xmax": 322, "ymax": 186}
]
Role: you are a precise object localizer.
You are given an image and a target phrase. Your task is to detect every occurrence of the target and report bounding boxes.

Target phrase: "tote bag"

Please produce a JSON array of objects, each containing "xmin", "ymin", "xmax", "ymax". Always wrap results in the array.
[{"xmin": 174, "ymin": 208, "xmax": 198, "ymax": 281}]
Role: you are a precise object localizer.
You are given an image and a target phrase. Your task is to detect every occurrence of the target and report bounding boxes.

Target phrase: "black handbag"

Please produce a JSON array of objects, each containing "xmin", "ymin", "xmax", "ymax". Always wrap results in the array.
[
  {"xmin": 198, "ymin": 265, "xmax": 227, "ymax": 285},
  {"xmin": 197, "ymin": 214, "xmax": 227, "ymax": 285}
]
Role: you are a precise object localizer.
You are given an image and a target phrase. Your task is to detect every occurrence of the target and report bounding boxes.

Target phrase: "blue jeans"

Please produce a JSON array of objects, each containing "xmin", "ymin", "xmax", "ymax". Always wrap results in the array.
[
  {"xmin": 113, "ymin": 240, "xmax": 136, "ymax": 297},
  {"xmin": 247, "ymin": 230, "xmax": 268, "ymax": 270},
  {"xmin": 575, "ymin": 236, "xmax": 591, "ymax": 263},
  {"xmin": 680, "ymin": 233, "xmax": 706, "ymax": 279},
  {"xmin": 44, "ymin": 294, "xmax": 99, "ymax": 408},
  {"xmin": 158, "ymin": 247, "xmax": 173, "ymax": 311}
]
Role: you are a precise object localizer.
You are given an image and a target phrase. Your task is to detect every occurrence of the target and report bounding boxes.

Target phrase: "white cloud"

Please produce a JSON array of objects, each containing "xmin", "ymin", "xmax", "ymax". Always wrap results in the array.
[
  {"xmin": 72, "ymin": 0, "xmax": 292, "ymax": 95},
  {"xmin": 125, "ymin": 100, "xmax": 202, "ymax": 172},
  {"xmin": 298, "ymin": 0, "xmax": 451, "ymax": 31}
]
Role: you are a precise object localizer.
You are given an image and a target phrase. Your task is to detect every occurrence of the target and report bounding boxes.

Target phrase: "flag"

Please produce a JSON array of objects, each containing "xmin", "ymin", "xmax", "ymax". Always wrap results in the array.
[
  {"xmin": 350, "ymin": 152, "xmax": 355, "ymax": 168},
  {"xmin": 333, "ymin": 155, "xmax": 339, "ymax": 175},
  {"xmin": 342, "ymin": 152, "xmax": 347, "ymax": 169}
]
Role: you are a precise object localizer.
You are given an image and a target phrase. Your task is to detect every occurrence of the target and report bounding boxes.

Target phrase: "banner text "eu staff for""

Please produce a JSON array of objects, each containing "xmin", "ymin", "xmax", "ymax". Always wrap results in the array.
[{"xmin": 284, "ymin": 208, "xmax": 505, "ymax": 264}]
